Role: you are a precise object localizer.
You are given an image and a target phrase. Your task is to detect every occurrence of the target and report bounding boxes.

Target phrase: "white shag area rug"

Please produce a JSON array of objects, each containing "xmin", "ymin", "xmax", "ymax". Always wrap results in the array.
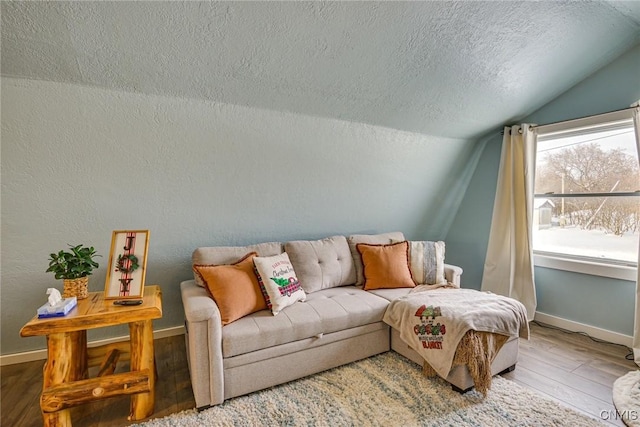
[
  {"xmin": 134, "ymin": 352, "xmax": 603, "ymax": 427},
  {"xmin": 613, "ymin": 370, "xmax": 640, "ymax": 427}
]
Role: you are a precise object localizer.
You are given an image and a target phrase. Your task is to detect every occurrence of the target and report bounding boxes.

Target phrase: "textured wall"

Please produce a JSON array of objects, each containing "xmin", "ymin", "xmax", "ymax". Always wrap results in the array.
[
  {"xmin": 1, "ymin": 78, "xmax": 470, "ymax": 355},
  {"xmin": 445, "ymin": 44, "xmax": 640, "ymax": 335}
]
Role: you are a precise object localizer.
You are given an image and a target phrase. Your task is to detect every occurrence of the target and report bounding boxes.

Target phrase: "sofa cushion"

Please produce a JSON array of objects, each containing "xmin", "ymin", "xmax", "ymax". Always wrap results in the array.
[
  {"xmin": 356, "ymin": 241, "xmax": 416, "ymax": 290},
  {"xmin": 192, "ymin": 242, "xmax": 283, "ymax": 287},
  {"xmin": 193, "ymin": 252, "xmax": 267, "ymax": 325},
  {"xmin": 253, "ymin": 252, "xmax": 306, "ymax": 315},
  {"xmin": 221, "ymin": 286, "xmax": 389, "ymax": 357},
  {"xmin": 285, "ymin": 236, "xmax": 356, "ymax": 293},
  {"xmin": 348, "ymin": 232, "xmax": 405, "ymax": 286},
  {"xmin": 367, "ymin": 287, "xmax": 414, "ymax": 302}
]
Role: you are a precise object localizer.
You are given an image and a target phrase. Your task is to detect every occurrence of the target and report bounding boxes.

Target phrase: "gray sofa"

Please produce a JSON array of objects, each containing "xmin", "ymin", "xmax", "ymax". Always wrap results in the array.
[{"xmin": 180, "ymin": 232, "xmax": 516, "ymax": 409}]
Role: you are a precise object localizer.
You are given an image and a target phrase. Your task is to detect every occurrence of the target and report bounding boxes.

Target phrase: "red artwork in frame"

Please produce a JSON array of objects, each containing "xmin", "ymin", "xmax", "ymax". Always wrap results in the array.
[{"xmin": 104, "ymin": 230, "xmax": 150, "ymax": 299}]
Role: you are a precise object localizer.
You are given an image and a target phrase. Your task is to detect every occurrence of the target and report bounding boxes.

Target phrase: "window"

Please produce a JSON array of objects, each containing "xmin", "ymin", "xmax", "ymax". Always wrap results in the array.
[{"xmin": 532, "ymin": 109, "xmax": 639, "ymax": 279}]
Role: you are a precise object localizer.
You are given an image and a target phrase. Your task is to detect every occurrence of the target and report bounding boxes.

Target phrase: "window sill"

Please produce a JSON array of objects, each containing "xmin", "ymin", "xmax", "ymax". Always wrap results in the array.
[{"xmin": 533, "ymin": 253, "xmax": 636, "ymax": 281}]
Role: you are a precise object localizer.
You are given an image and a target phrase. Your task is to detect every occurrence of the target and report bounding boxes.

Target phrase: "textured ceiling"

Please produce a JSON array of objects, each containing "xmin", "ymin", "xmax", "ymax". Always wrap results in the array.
[{"xmin": 2, "ymin": 1, "xmax": 639, "ymax": 139}]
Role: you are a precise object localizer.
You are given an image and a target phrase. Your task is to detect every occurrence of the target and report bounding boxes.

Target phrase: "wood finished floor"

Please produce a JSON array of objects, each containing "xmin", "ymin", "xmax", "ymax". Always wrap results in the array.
[{"xmin": 1, "ymin": 322, "xmax": 635, "ymax": 426}]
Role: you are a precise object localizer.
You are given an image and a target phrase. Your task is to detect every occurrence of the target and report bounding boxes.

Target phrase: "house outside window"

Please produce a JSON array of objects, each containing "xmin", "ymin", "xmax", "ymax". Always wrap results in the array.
[{"xmin": 532, "ymin": 109, "xmax": 639, "ymax": 280}]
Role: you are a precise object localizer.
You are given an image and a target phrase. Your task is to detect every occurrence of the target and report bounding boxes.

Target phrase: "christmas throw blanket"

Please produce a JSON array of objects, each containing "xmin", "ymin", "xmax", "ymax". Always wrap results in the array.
[{"xmin": 383, "ymin": 288, "xmax": 529, "ymax": 384}]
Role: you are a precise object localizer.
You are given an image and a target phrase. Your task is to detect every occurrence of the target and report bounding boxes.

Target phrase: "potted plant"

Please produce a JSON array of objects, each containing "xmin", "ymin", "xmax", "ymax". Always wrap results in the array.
[{"xmin": 46, "ymin": 244, "xmax": 100, "ymax": 299}]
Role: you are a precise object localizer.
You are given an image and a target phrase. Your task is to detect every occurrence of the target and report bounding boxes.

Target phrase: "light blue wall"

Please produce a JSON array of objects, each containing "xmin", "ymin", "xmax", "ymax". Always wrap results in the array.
[
  {"xmin": 446, "ymin": 43, "xmax": 640, "ymax": 335},
  {"xmin": 1, "ymin": 78, "xmax": 472, "ymax": 355},
  {"xmin": 442, "ymin": 134, "xmax": 501, "ymax": 290},
  {"xmin": 2, "ymin": 47, "xmax": 637, "ymax": 357},
  {"xmin": 534, "ymin": 268, "xmax": 635, "ymax": 334}
]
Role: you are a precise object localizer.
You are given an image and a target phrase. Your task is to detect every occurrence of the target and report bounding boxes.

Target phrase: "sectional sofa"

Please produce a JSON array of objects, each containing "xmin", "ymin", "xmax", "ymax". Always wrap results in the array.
[{"xmin": 180, "ymin": 232, "xmax": 518, "ymax": 409}]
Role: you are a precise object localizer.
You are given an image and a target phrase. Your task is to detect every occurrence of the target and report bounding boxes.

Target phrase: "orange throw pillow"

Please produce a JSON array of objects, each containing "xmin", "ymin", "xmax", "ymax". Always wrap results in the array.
[
  {"xmin": 356, "ymin": 241, "xmax": 416, "ymax": 290},
  {"xmin": 193, "ymin": 252, "xmax": 267, "ymax": 325}
]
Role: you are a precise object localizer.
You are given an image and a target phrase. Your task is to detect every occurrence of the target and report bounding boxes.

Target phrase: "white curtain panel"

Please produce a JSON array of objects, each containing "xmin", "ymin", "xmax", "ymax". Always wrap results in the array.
[
  {"xmin": 481, "ymin": 124, "xmax": 537, "ymax": 320},
  {"xmin": 632, "ymin": 106, "xmax": 640, "ymax": 367}
]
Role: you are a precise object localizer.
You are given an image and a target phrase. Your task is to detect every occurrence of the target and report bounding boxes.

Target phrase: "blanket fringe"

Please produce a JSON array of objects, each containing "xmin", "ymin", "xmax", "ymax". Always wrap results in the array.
[{"xmin": 422, "ymin": 330, "xmax": 508, "ymax": 396}]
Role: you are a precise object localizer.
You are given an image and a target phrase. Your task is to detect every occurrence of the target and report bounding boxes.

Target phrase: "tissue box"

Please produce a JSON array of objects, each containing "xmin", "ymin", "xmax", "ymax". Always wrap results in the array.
[{"xmin": 37, "ymin": 297, "xmax": 78, "ymax": 318}]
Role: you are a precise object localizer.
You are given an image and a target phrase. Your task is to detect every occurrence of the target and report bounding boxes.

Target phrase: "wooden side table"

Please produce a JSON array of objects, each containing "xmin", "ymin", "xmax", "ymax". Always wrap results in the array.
[{"xmin": 20, "ymin": 285, "xmax": 163, "ymax": 427}]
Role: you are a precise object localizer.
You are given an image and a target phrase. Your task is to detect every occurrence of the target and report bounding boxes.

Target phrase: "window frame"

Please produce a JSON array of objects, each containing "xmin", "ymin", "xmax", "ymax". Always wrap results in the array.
[{"xmin": 532, "ymin": 108, "xmax": 639, "ymax": 280}]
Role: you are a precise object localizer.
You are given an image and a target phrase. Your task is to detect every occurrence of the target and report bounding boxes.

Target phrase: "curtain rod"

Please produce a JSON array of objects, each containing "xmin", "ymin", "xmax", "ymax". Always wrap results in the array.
[{"xmin": 500, "ymin": 104, "xmax": 638, "ymax": 135}]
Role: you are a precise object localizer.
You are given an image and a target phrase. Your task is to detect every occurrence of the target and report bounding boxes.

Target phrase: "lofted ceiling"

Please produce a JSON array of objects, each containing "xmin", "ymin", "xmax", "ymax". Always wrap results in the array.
[{"xmin": 2, "ymin": 1, "xmax": 639, "ymax": 139}]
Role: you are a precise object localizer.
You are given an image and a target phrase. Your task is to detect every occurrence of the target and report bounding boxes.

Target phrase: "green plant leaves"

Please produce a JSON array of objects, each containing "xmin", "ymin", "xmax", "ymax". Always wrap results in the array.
[{"xmin": 46, "ymin": 244, "xmax": 100, "ymax": 279}]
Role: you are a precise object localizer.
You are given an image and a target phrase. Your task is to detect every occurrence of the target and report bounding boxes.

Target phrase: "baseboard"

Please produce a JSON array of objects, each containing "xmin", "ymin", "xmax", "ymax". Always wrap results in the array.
[
  {"xmin": 534, "ymin": 311, "xmax": 632, "ymax": 348},
  {"xmin": 0, "ymin": 325, "xmax": 185, "ymax": 366}
]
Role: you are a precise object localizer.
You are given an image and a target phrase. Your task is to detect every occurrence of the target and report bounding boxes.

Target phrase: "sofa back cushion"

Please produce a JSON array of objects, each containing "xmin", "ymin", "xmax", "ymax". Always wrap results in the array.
[
  {"xmin": 348, "ymin": 232, "xmax": 405, "ymax": 286},
  {"xmin": 285, "ymin": 236, "xmax": 356, "ymax": 293},
  {"xmin": 192, "ymin": 242, "xmax": 283, "ymax": 287}
]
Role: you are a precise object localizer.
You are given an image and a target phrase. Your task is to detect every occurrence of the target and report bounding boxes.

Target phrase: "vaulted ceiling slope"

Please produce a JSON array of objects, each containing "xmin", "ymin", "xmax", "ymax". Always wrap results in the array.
[{"xmin": 2, "ymin": 1, "xmax": 639, "ymax": 139}]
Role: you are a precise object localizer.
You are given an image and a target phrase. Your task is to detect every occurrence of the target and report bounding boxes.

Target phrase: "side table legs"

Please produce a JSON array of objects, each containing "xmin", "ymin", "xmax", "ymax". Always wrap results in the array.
[
  {"xmin": 41, "ymin": 331, "xmax": 85, "ymax": 427},
  {"xmin": 129, "ymin": 319, "xmax": 155, "ymax": 421},
  {"xmin": 39, "ymin": 324, "xmax": 155, "ymax": 425}
]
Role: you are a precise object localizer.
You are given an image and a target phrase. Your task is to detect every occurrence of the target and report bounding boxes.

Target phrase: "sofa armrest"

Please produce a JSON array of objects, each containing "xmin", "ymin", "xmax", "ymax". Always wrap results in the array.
[
  {"xmin": 444, "ymin": 264, "xmax": 463, "ymax": 286},
  {"xmin": 181, "ymin": 279, "xmax": 221, "ymax": 323},
  {"xmin": 180, "ymin": 280, "xmax": 224, "ymax": 408}
]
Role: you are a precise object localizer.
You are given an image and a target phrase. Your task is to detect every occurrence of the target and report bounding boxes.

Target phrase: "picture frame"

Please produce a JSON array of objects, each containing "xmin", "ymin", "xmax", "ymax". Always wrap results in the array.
[{"xmin": 104, "ymin": 230, "xmax": 150, "ymax": 299}]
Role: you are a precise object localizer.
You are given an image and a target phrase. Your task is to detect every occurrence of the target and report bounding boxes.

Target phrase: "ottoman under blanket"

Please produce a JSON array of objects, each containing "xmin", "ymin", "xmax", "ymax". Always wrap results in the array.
[{"xmin": 383, "ymin": 287, "xmax": 529, "ymax": 393}]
